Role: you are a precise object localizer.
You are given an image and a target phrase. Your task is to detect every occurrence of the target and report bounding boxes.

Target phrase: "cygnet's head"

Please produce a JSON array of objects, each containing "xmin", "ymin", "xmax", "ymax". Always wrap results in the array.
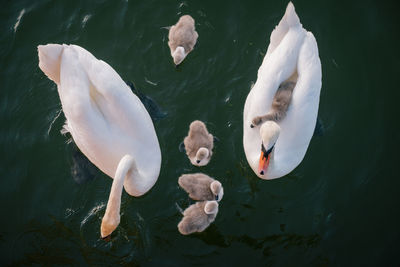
[
  {"xmin": 258, "ymin": 121, "xmax": 281, "ymax": 176},
  {"xmin": 210, "ymin": 181, "xmax": 224, "ymax": 201},
  {"xmin": 172, "ymin": 46, "xmax": 186, "ymax": 65},
  {"xmin": 100, "ymin": 213, "xmax": 120, "ymax": 241},
  {"xmin": 193, "ymin": 147, "xmax": 210, "ymax": 166},
  {"xmin": 204, "ymin": 201, "xmax": 219, "ymax": 215}
]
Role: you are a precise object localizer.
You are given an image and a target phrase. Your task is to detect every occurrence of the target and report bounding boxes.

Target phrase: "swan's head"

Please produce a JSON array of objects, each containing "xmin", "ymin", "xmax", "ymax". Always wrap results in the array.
[
  {"xmin": 172, "ymin": 46, "xmax": 186, "ymax": 65},
  {"xmin": 210, "ymin": 181, "xmax": 224, "ymax": 201},
  {"xmin": 100, "ymin": 213, "xmax": 120, "ymax": 241},
  {"xmin": 204, "ymin": 201, "xmax": 219, "ymax": 215},
  {"xmin": 192, "ymin": 147, "xmax": 210, "ymax": 166},
  {"xmin": 258, "ymin": 121, "xmax": 280, "ymax": 176}
]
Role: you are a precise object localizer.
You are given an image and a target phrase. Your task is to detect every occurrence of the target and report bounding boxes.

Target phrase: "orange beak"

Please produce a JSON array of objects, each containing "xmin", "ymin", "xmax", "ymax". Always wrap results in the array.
[{"xmin": 258, "ymin": 151, "xmax": 270, "ymax": 175}]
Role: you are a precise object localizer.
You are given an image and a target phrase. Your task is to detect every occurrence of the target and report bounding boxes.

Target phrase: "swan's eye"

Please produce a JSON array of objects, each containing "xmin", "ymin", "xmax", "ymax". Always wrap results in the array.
[
  {"xmin": 196, "ymin": 160, "xmax": 200, "ymax": 164},
  {"xmin": 215, "ymin": 195, "xmax": 219, "ymax": 201}
]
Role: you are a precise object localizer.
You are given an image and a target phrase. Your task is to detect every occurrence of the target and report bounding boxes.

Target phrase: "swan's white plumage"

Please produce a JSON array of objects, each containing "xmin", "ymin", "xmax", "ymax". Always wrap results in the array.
[
  {"xmin": 38, "ymin": 44, "xmax": 161, "ymax": 195},
  {"xmin": 243, "ymin": 2, "xmax": 322, "ymax": 179}
]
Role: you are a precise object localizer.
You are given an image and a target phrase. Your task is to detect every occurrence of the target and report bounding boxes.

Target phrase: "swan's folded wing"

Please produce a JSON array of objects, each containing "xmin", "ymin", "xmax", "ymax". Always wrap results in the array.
[
  {"xmin": 72, "ymin": 45, "xmax": 130, "ymax": 101},
  {"xmin": 273, "ymin": 32, "xmax": 322, "ymax": 176},
  {"xmin": 292, "ymin": 32, "xmax": 321, "ymax": 134},
  {"xmin": 69, "ymin": 45, "xmax": 152, "ymax": 131},
  {"xmin": 59, "ymin": 46, "xmax": 92, "ymax": 118}
]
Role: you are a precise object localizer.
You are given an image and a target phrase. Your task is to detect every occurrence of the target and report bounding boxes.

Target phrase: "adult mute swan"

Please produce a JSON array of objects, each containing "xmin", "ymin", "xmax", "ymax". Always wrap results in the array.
[
  {"xmin": 38, "ymin": 44, "xmax": 161, "ymax": 238},
  {"xmin": 243, "ymin": 2, "xmax": 322, "ymax": 179}
]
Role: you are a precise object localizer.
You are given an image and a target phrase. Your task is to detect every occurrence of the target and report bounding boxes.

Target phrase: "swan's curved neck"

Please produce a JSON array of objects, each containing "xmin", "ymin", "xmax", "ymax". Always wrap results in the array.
[{"xmin": 101, "ymin": 155, "xmax": 136, "ymax": 238}]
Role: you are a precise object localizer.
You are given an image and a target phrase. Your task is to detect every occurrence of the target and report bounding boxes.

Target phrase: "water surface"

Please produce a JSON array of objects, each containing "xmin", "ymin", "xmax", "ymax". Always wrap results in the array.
[{"xmin": 1, "ymin": 0, "xmax": 399, "ymax": 265}]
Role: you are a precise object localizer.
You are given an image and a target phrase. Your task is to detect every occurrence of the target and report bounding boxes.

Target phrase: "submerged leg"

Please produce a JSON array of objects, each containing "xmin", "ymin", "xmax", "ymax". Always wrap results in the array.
[
  {"xmin": 125, "ymin": 81, "xmax": 167, "ymax": 121},
  {"xmin": 179, "ymin": 141, "xmax": 186, "ymax": 153},
  {"xmin": 313, "ymin": 117, "xmax": 324, "ymax": 137},
  {"xmin": 70, "ymin": 142, "xmax": 98, "ymax": 184}
]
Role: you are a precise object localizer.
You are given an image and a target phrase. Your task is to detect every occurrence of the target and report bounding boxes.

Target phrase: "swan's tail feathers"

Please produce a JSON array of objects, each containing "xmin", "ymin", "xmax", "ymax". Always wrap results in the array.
[
  {"xmin": 61, "ymin": 120, "xmax": 71, "ymax": 135},
  {"xmin": 267, "ymin": 2, "xmax": 301, "ymax": 56},
  {"xmin": 285, "ymin": 2, "xmax": 300, "ymax": 28},
  {"xmin": 38, "ymin": 44, "xmax": 64, "ymax": 85}
]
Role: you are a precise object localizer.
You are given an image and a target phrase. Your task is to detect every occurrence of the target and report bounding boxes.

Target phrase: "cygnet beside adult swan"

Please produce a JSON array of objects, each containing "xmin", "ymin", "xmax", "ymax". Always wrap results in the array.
[
  {"xmin": 38, "ymin": 44, "xmax": 161, "ymax": 238},
  {"xmin": 243, "ymin": 2, "xmax": 322, "ymax": 179}
]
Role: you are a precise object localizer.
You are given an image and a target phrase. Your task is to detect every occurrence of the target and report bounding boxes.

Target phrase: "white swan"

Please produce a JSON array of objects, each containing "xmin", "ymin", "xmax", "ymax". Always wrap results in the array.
[
  {"xmin": 243, "ymin": 2, "xmax": 322, "ymax": 179},
  {"xmin": 37, "ymin": 44, "xmax": 161, "ymax": 238}
]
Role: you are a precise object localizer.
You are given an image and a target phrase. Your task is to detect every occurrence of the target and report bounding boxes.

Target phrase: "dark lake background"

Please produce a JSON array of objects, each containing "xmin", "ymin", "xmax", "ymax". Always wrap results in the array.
[{"xmin": 1, "ymin": 0, "xmax": 399, "ymax": 265}]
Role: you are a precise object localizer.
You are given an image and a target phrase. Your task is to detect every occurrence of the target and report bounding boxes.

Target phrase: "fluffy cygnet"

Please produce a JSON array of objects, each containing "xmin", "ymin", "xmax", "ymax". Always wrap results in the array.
[
  {"xmin": 183, "ymin": 120, "xmax": 214, "ymax": 166},
  {"xmin": 251, "ymin": 72, "xmax": 298, "ymax": 127},
  {"xmin": 178, "ymin": 200, "xmax": 218, "ymax": 235},
  {"xmin": 178, "ymin": 173, "xmax": 224, "ymax": 201},
  {"xmin": 168, "ymin": 15, "xmax": 198, "ymax": 65}
]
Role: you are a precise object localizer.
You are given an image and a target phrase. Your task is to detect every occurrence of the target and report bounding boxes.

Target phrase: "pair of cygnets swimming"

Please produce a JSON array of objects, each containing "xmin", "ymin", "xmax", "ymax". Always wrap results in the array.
[
  {"xmin": 177, "ymin": 121, "xmax": 223, "ymax": 234},
  {"xmin": 177, "ymin": 173, "xmax": 224, "ymax": 235}
]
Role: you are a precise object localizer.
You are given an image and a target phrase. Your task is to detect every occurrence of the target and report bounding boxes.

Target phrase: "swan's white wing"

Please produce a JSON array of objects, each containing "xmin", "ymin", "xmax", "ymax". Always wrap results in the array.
[
  {"xmin": 69, "ymin": 45, "xmax": 161, "ymax": 181},
  {"xmin": 58, "ymin": 45, "xmax": 118, "ymax": 174},
  {"xmin": 70, "ymin": 45, "xmax": 155, "ymax": 141},
  {"xmin": 266, "ymin": 32, "xmax": 322, "ymax": 178},
  {"xmin": 38, "ymin": 44, "xmax": 161, "ymax": 186}
]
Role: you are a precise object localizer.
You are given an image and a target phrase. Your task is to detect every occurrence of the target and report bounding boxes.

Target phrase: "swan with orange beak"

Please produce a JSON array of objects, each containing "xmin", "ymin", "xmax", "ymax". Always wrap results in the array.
[{"xmin": 243, "ymin": 2, "xmax": 322, "ymax": 179}]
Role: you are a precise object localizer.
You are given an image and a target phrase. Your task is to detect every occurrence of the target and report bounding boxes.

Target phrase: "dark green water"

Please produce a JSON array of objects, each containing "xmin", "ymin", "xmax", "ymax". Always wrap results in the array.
[{"xmin": 1, "ymin": 0, "xmax": 399, "ymax": 265}]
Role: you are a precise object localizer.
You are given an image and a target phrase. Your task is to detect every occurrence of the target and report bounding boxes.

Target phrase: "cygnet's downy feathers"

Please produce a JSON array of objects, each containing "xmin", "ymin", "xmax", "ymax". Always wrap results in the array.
[
  {"xmin": 178, "ymin": 173, "xmax": 224, "ymax": 201},
  {"xmin": 183, "ymin": 120, "xmax": 214, "ymax": 166},
  {"xmin": 168, "ymin": 15, "xmax": 198, "ymax": 65},
  {"xmin": 177, "ymin": 201, "xmax": 218, "ymax": 235}
]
